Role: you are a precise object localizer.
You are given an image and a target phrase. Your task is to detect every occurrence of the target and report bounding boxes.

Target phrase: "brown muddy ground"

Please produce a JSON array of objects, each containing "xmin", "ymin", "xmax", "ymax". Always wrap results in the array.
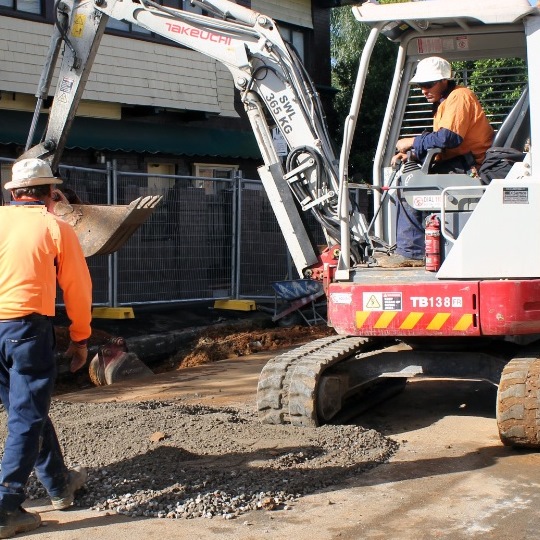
[
  {"xmin": 53, "ymin": 304, "xmax": 335, "ymax": 389},
  {"xmin": 165, "ymin": 324, "xmax": 336, "ymax": 370}
]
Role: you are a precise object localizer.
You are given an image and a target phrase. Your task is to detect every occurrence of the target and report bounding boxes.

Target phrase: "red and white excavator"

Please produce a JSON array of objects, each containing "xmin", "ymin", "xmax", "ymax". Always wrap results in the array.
[{"xmin": 19, "ymin": 0, "xmax": 540, "ymax": 447}]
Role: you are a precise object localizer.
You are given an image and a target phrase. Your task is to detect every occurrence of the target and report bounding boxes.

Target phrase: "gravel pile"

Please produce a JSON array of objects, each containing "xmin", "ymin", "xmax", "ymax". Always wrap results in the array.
[{"xmin": 1, "ymin": 400, "xmax": 398, "ymax": 520}]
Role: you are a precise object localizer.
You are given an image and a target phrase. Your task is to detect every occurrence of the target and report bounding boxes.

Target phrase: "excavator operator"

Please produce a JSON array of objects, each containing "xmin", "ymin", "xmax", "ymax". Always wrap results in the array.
[{"xmin": 378, "ymin": 56, "xmax": 494, "ymax": 268}]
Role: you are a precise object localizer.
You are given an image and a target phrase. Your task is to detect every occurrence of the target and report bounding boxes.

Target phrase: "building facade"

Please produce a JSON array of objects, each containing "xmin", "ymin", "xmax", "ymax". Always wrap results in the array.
[{"xmin": 0, "ymin": 0, "xmax": 333, "ymax": 181}]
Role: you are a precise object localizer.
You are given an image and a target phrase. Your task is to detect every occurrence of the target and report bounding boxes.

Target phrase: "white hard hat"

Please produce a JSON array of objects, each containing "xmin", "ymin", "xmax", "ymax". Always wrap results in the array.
[
  {"xmin": 5, "ymin": 158, "xmax": 63, "ymax": 190},
  {"xmin": 410, "ymin": 57, "xmax": 453, "ymax": 84}
]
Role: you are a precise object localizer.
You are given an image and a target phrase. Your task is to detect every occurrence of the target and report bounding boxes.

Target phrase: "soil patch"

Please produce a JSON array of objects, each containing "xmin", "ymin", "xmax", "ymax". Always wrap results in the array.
[
  {"xmin": 167, "ymin": 324, "xmax": 336, "ymax": 370},
  {"xmin": 54, "ymin": 319, "xmax": 335, "ymax": 393}
]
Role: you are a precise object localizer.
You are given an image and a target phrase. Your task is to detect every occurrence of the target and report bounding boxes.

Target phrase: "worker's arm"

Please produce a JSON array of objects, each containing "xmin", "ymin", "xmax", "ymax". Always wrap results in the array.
[
  {"xmin": 54, "ymin": 217, "xmax": 92, "ymax": 371},
  {"xmin": 412, "ymin": 128, "xmax": 463, "ymax": 160}
]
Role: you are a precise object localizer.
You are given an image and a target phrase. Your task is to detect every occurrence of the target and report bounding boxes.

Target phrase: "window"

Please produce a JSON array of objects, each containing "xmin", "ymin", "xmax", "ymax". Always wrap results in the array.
[
  {"xmin": 193, "ymin": 163, "xmax": 238, "ymax": 195},
  {"xmin": 278, "ymin": 25, "xmax": 305, "ymax": 62},
  {"xmin": 0, "ymin": 0, "xmax": 41, "ymax": 15}
]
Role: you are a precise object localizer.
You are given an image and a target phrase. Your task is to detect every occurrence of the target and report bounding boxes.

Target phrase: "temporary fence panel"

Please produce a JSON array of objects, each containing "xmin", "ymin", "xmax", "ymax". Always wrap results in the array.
[
  {"xmin": 114, "ymin": 171, "xmax": 236, "ymax": 304},
  {"xmin": 1, "ymin": 156, "xmax": 318, "ymax": 306},
  {"xmin": 237, "ymin": 179, "xmax": 290, "ymax": 298}
]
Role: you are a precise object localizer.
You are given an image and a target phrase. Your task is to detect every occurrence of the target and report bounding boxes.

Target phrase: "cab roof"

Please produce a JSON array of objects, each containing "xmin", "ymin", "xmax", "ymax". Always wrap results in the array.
[{"xmin": 353, "ymin": 0, "xmax": 537, "ymax": 31}]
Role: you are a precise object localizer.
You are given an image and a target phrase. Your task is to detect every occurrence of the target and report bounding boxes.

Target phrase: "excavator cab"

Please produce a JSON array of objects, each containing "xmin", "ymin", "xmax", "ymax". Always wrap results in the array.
[
  {"xmin": 349, "ymin": 0, "xmax": 537, "ymax": 278},
  {"xmin": 391, "ymin": 79, "xmax": 530, "ymax": 262}
]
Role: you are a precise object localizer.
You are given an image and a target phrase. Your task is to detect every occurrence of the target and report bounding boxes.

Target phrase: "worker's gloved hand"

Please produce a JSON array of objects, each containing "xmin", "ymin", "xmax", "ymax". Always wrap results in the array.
[
  {"xmin": 65, "ymin": 340, "xmax": 89, "ymax": 373},
  {"xmin": 395, "ymin": 136, "xmax": 415, "ymax": 154},
  {"xmin": 391, "ymin": 152, "xmax": 407, "ymax": 168}
]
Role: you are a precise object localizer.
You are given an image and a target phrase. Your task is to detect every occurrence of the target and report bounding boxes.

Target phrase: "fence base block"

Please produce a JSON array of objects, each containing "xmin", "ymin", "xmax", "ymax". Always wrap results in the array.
[
  {"xmin": 214, "ymin": 299, "xmax": 256, "ymax": 311},
  {"xmin": 92, "ymin": 306, "xmax": 135, "ymax": 319}
]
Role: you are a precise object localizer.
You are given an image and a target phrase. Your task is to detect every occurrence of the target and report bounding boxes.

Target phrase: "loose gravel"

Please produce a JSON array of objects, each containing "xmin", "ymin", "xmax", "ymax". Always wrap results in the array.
[{"xmin": 0, "ymin": 400, "xmax": 398, "ymax": 520}]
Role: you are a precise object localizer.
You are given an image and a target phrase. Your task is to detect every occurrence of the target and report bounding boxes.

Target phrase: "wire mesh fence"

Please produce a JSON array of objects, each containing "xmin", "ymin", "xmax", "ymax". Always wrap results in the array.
[
  {"xmin": 114, "ymin": 171, "xmax": 237, "ymax": 304},
  {"xmin": 1, "ymin": 157, "xmax": 326, "ymax": 307},
  {"xmin": 57, "ymin": 163, "xmax": 111, "ymax": 305}
]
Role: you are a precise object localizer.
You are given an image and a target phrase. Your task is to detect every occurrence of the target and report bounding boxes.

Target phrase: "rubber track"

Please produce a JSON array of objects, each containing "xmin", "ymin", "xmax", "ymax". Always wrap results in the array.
[
  {"xmin": 257, "ymin": 335, "xmax": 369, "ymax": 427},
  {"xmin": 497, "ymin": 354, "xmax": 540, "ymax": 448}
]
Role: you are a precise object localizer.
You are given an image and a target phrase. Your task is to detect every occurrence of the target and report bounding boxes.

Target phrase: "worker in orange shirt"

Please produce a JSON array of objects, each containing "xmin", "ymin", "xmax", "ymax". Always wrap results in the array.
[
  {"xmin": 379, "ymin": 56, "xmax": 494, "ymax": 268},
  {"xmin": 0, "ymin": 158, "xmax": 92, "ymax": 538}
]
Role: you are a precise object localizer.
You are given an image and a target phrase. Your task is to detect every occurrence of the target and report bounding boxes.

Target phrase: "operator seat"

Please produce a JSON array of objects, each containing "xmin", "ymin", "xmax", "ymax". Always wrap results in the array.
[{"xmin": 491, "ymin": 84, "xmax": 529, "ymax": 151}]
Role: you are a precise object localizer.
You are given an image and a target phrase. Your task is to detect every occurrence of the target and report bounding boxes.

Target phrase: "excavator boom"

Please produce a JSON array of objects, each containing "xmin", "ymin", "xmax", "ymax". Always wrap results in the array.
[{"xmin": 20, "ymin": 0, "xmax": 375, "ymax": 266}]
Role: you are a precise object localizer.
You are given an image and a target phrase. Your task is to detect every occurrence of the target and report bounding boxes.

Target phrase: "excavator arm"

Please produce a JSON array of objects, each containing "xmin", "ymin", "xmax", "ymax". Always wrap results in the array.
[{"xmin": 20, "ymin": 0, "xmax": 375, "ymax": 268}]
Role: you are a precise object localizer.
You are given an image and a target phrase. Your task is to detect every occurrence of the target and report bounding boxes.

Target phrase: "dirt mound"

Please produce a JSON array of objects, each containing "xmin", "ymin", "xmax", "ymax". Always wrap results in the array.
[
  {"xmin": 8, "ymin": 400, "xmax": 397, "ymax": 520},
  {"xmin": 171, "ymin": 325, "xmax": 336, "ymax": 369}
]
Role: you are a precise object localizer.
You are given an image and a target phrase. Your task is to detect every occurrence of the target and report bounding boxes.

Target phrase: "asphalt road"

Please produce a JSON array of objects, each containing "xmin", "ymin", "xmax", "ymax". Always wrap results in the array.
[{"xmin": 24, "ymin": 354, "xmax": 540, "ymax": 539}]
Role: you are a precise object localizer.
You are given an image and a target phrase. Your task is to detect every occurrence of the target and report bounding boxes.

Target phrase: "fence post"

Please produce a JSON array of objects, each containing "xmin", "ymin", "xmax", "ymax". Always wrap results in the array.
[
  {"xmin": 107, "ymin": 159, "xmax": 118, "ymax": 308},
  {"xmin": 232, "ymin": 170, "xmax": 241, "ymax": 299}
]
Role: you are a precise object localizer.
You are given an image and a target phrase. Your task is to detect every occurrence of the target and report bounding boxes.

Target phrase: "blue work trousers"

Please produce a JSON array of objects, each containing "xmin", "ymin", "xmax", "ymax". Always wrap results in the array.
[
  {"xmin": 395, "ymin": 198, "xmax": 426, "ymax": 260},
  {"xmin": 395, "ymin": 155, "xmax": 471, "ymax": 260},
  {"xmin": 0, "ymin": 316, "xmax": 68, "ymax": 511}
]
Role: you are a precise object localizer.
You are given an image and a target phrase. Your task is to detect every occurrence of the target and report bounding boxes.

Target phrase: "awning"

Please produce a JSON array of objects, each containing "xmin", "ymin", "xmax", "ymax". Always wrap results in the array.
[{"xmin": 0, "ymin": 110, "xmax": 261, "ymax": 160}]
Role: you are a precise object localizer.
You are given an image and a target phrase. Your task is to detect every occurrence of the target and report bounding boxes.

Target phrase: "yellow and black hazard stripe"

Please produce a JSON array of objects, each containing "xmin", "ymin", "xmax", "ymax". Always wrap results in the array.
[{"xmin": 356, "ymin": 311, "xmax": 475, "ymax": 332}]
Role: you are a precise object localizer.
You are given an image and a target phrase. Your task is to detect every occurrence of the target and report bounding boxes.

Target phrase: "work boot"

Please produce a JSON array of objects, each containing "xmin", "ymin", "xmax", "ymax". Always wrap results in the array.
[
  {"xmin": 375, "ymin": 253, "xmax": 424, "ymax": 268},
  {"xmin": 0, "ymin": 507, "xmax": 41, "ymax": 539},
  {"xmin": 50, "ymin": 466, "xmax": 88, "ymax": 510}
]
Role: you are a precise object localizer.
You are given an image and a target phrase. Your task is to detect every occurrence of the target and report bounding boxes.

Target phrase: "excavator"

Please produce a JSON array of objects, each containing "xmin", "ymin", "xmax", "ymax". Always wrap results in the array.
[{"xmin": 18, "ymin": 0, "xmax": 540, "ymax": 447}]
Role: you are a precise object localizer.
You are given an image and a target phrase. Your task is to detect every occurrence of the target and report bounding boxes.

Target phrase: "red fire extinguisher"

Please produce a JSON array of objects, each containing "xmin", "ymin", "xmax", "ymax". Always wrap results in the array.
[{"xmin": 425, "ymin": 214, "xmax": 441, "ymax": 272}]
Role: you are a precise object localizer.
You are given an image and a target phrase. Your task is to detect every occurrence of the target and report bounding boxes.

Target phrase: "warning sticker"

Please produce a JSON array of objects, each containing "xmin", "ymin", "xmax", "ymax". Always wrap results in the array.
[
  {"xmin": 503, "ymin": 187, "xmax": 528, "ymax": 204},
  {"xmin": 72, "ymin": 14, "xmax": 86, "ymax": 38},
  {"xmin": 365, "ymin": 294, "xmax": 381, "ymax": 309},
  {"xmin": 382, "ymin": 292, "xmax": 402, "ymax": 311},
  {"xmin": 363, "ymin": 292, "xmax": 402, "ymax": 311},
  {"xmin": 412, "ymin": 195, "xmax": 441, "ymax": 209},
  {"xmin": 417, "ymin": 37, "xmax": 443, "ymax": 54},
  {"xmin": 456, "ymin": 36, "xmax": 469, "ymax": 51}
]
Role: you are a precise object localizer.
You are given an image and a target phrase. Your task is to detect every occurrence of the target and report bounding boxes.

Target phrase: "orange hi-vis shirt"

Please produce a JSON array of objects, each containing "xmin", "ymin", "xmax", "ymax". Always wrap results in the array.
[
  {"xmin": 0, "ymin": 204, "xmax": 92, "ymax": 342},
  {"xmin": 434, "ymin": 85, "xmax": 494, "ymax": 165}
]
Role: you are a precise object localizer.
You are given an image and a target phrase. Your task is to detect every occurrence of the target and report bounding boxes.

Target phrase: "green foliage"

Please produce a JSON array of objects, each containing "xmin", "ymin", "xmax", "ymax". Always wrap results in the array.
[
  {"xmin": 453, "ymin": 58, "xmax": 527, "ymax": 118},
  {"xmin": 330, "ymin": 7, "xmax": 397, "ymax": 181}
]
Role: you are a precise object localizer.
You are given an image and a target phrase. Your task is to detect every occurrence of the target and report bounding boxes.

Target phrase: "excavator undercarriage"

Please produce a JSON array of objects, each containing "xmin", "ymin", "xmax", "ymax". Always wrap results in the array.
[{"xmin": 257, "ymin": 335, "xmax": 540, "ymax": 448}]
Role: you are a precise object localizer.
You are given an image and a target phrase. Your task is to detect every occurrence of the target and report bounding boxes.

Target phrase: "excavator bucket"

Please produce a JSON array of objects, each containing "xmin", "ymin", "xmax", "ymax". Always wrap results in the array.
[{"xmin": 53, "ymin": 195, "xmax": 163, "ymax": 257}]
